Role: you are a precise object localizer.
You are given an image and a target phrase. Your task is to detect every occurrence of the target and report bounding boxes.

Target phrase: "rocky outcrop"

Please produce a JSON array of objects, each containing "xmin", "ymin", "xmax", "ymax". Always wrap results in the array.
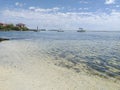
[{"xmin": 0, "ymin": 38, "xmax": 9, "ymax": 42}]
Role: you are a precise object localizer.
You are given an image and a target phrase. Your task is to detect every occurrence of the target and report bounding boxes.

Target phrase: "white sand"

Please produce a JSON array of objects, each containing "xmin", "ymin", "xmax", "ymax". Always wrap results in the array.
[{"xmin": 0, "ymin": 41, "xmax": 120, "ymax": 90}]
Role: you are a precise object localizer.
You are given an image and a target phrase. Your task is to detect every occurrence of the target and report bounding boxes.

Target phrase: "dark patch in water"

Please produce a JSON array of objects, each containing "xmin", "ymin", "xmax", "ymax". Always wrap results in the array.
[
  {"xmin": 48, "ymin": 42, "xmax": 120, "ymax": 79},
  {"xmin": 73, "ymin": 68, "xmax": 81, "ymax": 73},
  {"xmin": 56, "ymin": 62, "xmax": 72, "ymax": 69}
]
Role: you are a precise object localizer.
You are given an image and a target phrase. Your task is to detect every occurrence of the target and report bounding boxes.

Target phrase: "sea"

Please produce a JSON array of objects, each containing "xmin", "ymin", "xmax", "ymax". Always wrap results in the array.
[{"xmin": 0, "ymin": 31, "xmax": 120, "ymax": 79}]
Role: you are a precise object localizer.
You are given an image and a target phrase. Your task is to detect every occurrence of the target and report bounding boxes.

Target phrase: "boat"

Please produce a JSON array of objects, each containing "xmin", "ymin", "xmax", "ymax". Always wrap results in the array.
[
  {"xmin": 39, "ymin": 29, "xmax": 46, "ymax": 31},
  {"xmin": 57, "ymin": 30, "xmax": 64, "ymax": 32},
  {"xmin": 48, "ymin": 29, "xmax": 64, "ymax": 32},
  {"xmin": 57, "ymin": 28, "xmax": 64, "ymax": 32},
  {"xmin": 77, "ymin": 28, "xmax": 86, "ymax": 32}
]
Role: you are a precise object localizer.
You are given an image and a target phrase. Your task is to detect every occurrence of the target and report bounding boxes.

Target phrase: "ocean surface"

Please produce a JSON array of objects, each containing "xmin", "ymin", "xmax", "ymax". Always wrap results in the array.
[{"xmin": 0, "ymin": 31, "xmax": 120, "ymax": 79}]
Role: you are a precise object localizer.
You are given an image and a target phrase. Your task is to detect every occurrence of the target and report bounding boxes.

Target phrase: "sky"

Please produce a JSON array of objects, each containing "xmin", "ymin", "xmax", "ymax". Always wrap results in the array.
[{"xmin": 0, "ymin": 0, "xmax": 120, "ymax": 30}]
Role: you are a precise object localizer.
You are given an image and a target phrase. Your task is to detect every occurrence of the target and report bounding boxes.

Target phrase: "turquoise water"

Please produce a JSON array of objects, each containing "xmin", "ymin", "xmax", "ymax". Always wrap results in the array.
[{"xmin": 0, "ymin": 31, "xmax": 120, "ymax": 79}]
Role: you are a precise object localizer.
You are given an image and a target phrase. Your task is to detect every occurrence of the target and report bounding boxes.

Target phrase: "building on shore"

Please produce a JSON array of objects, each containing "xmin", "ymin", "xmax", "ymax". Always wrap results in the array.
[
  {"xmin": 16, "ymin": 23, "xmax": 25, "ymax": 28},
  {"xmin": 0, "ymin": 22, "xmax": 28, "ymax": 31},
  {"xmin": 0, "ymin": 23, "xmax": 8, "ymax": 27},
  {"xmin": 0, "ymin": 23, "xmax": 4, "ymax": 26}
]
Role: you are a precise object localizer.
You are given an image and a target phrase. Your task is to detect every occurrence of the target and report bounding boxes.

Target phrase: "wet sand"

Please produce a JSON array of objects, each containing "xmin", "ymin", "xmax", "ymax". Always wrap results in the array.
[{"xmin": 0, "ymin": 40, "xmax": 120, "ymax": 90}]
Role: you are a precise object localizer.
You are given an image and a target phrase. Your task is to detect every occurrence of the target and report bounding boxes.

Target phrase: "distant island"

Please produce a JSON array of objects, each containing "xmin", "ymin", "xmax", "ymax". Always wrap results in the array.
[{"xmin": 0, "ymin": 22, "xmax": 29, "ymax": 31}]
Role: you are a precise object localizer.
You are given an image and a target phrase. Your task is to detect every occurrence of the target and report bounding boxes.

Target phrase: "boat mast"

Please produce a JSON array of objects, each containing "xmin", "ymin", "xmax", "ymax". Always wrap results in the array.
[{"xmin": 37, "ymin": 26, "xmax": 38, "ymax": 31}]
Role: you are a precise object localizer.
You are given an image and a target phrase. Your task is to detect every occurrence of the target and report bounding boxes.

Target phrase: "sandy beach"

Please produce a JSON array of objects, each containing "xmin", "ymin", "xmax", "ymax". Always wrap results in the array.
[{"xmin": 0, "ymin": 40, "xmax": 120, "ymax": 90}]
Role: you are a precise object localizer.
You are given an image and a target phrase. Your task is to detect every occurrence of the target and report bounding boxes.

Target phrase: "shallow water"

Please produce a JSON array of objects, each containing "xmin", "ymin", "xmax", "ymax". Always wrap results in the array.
[{"xmin": 0, "ymin": 31, "xmax": 120, "ymax": 79}]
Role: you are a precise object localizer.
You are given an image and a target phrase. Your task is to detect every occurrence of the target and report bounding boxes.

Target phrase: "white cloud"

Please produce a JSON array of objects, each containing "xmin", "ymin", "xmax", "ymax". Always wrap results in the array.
[
  {"xmin": 29, "ymin": 7, "xmax": 35, "ymax": 11},
  {"xmin": 67, "ymin": 7, "xmax": 89, "ymax": 11},
  {"xmin": 115, "ymin": 5, "xmax": 120, "ymax": 7},
  {"xmin": 105, "ymin": 0, "xmax": 115, "ymax": 4},
  {"xmin": 83, "ymin": 8, "xmax": 89, "ymax": 10},
  {"xmin": 15, "ymin": 2, "xmax": 25, "ymax": 7},
  {"xmin": 79, "ymin": 1, "xmax": 88, "ymax": 4},
  {"xmin": 29, "ymin": 7, "xmax": 60, "ymax": 12},
  {"xmin": 1, "ymin": 8, "xmax": 120, "ymax": 30}
]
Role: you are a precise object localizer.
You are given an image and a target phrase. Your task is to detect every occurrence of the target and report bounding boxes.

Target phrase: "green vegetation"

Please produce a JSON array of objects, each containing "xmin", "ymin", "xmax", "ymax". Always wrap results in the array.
[{"xmin": 0, "ymin": 23, "xmax": 29, "ymax": 31}]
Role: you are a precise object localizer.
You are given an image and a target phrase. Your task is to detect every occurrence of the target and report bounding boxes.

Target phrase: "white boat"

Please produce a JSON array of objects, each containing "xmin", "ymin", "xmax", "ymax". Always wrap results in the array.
[
  {"xmin": 57, "ymin": 30, "xmax": 64, "ymax": 32},
  {"xmin": 77, "ymin": 28, "xmax": 86, "ymax": 32}
]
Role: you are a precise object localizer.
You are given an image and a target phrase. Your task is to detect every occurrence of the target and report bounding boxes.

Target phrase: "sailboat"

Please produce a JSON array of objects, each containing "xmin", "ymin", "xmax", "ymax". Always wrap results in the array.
[{"xmin": 34, "ymin": 26, "xmax": 39, "ymax": 32}]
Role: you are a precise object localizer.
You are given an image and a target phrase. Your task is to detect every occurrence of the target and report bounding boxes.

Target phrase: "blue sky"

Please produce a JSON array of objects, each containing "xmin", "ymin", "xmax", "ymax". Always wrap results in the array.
[{"xmin": 0, "ymin": 0, "xmax": 120, "ymax": 30}]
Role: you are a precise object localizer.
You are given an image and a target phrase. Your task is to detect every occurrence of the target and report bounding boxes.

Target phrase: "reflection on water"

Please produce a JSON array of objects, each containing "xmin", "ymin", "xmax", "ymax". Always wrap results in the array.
[{"xmin": 0, "ymin": 31, "xmax": 120, "ymax": 79}]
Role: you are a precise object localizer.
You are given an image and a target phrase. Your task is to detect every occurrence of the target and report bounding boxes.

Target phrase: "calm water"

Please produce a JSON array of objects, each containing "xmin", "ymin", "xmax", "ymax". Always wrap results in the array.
[
  {"xmin": 0, "ymin": 31, "xmax": 120, "ymax": 79},
  {"xmin": 0, "ymin": 31, "xmax": 120, "ymax": 41}
]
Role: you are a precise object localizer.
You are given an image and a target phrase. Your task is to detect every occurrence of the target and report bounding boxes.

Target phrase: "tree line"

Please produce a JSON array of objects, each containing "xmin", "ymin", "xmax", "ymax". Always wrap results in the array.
[{"xmin": 0, "ymin": 23, "xmax": 29, "ymax": 31}]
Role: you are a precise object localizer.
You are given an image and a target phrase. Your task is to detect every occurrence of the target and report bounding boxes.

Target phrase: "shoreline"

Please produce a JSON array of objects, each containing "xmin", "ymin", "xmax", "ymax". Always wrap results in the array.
[{"xmin": 0, "ymin": 40, "xmax": 120, "ymax": 90}]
